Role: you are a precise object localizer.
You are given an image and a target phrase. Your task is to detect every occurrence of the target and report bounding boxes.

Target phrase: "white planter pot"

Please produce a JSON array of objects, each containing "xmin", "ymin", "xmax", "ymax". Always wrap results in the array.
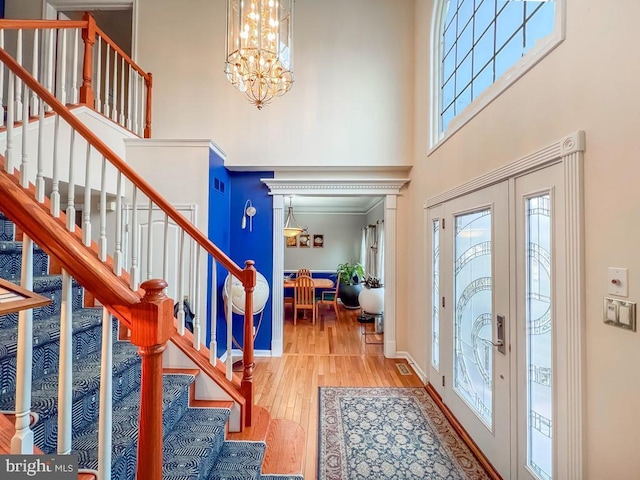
[{"xmin": 358, "ymin": 287, "xmax": 384, "ymax": 314}]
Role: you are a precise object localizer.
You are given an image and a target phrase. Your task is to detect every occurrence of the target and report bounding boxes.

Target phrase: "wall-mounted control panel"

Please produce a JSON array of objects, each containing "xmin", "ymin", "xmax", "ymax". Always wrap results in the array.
[
  {"xmin": 603, "ymin": 297, "xmax": 636, "ymax": 332},
  {"xmin": 608, "ymin": 267, "xmax": 629, "ymax": 297}
]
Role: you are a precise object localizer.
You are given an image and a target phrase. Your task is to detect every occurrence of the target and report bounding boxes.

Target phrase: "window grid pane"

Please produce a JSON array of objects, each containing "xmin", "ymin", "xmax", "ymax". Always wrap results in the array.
[
  {"xmin": 526, "ymin": 194, "xmax": 553, "ymax": 480},
  {"xmin": 439, "ymin": 0, "xmax": 555, "ymax": 133}
]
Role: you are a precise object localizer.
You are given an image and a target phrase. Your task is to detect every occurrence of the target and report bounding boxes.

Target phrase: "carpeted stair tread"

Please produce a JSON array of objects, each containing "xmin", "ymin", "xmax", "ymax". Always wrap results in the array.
[
  {"xmin": 0, "ymin": 241, "xmax": 49, "ymax": 280},
  {"xmin": 162, "ymin": 407, "xmax": 231, "ymax": 479},
  {"xmin": 208, "ymin": 441, "xmax": 266, "ymax": 480},
  {"xmin": 0, "ymin": 339, "xmax": 141, "ymax": 452},
  {"xmin": 72, "ymin": 374, "xmax": 201, "ymax": 473},
  {"xmin": 0, "ymin": 308, "xmax": 103, "ymax": 362},
  {"xmin": 0, "ymin": 213, "xmax": 14, "ymax": 241},
  {"xmin": 0, "ymin": 275, "xmax": 84, "ymax": 328}
]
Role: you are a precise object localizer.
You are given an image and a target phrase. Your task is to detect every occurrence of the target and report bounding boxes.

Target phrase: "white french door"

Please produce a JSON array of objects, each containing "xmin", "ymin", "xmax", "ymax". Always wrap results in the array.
[
  {"xmin": 428, "ymin": 162, "xmax": 573, "ymax": 480},
  {"xmin": 430, "ymin": 181, "xmax": 511, "ymax": 476}
]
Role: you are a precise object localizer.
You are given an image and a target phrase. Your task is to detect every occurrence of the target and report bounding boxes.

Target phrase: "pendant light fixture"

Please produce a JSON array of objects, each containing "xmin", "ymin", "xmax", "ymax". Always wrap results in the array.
[{"xmin": 283, "ymin": 197, "xmax": 305, "ymax": 237}]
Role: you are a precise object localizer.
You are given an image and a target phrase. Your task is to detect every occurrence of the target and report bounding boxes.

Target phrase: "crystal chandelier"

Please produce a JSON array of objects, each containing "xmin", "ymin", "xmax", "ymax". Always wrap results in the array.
[{"xmin": 225, "ymin": 0, "xmax": 294, "ymax": 109}]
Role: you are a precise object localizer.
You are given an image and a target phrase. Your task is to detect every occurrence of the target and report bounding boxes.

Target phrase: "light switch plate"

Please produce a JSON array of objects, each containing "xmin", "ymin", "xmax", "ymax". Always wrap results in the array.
[
  {"xmin": 608, "ymin": 267, "xmax": 628, "ymax": 296},
  {"xmin": 603, "ymin": 297, "xmax": 636, "ymax": 332}
]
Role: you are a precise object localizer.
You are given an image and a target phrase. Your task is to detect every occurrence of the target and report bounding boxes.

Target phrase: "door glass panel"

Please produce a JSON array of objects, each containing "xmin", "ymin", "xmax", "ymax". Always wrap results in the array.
[
  {"xmin": 432, "ymin": 219, "xmax": 440, "ymax": 369},
  {"xmin": 454, "ymin": 208, "xmax": 493, "ymax": 426},
  {"xmin": 526, "ymin": 194, "xmax": 553, "ymax": 480}
]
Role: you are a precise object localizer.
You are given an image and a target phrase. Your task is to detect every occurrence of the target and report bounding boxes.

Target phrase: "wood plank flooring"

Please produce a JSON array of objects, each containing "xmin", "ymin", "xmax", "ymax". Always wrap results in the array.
[{"xmin": 253, "ymin": 304, "xmax": 424, "ymax": 480}]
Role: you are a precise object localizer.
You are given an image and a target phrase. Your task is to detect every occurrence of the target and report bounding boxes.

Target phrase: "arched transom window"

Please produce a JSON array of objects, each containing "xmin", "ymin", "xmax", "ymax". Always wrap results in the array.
[{"xmin": 431, "ymin": 0, "xmax": 564, "ymax": 146}]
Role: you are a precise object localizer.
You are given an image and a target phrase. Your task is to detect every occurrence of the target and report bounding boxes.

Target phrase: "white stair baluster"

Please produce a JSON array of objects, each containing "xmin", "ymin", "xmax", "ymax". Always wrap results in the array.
[
  {"xmin": 192, "ymin": 247, "xmax": 201, "ymax": 350},
  {"xmin": 0, "ymin": 30, "xmax": 5, "ymax": 128},
  {"xmin": 209, "ymin": 258, "xmax": 218, "ymax": 365},
  {"xmin": 59, "ymin": 29, "xmax": 67, "ymax": 106},
  {"xmin": 126, "ymin": 65, "xmax": 133, "ymax": 129},
  {"xmin": 57, "ymin": 270, "xmax": 73, "ymax": 455},
  {"xmin": 36, "ymin": 95, "xmax": 45, "ymax": 203},
  {"xmin": 103, "ymin": 45, "xmax": 110, "ymax": 117},
  {"xmin": 162, "ymin": 213, "xmax": 169, "ymax": 283},
  {"xmin": 11, "ymin": 235, "xmax": 35, "ymax": 454},
  {"xmin": 45, "ymin": 29, "xmax": 54, "ymax": 110},
  {"xmin": 83, "ymin": 143, "xmax": 92, "ymax": 245},
  {"xmin": 99, "ymin": 156, "xmax": 108, "ymax": 261},
  {"xmin": 15, "ymin": 29, "xmax": 22, "ymax": 122},
  {"xmin": 95, "ymin": 38, "xmax": 102, "ymax": 111},
  {"xmin": 97, "ymin": 307, "xmax": 112, "ymax": 480},
  {"xmin": 146, "ymin": 200, "xmax": 153, "ymax": 280},
  {"xmin": 51, "ymin": 115, "xmax": 61, "ymax": 217},
  {"xmin": 177, "ymin": 229, "xmax": 185, "ymax": 335},
  {"xmin": 226, "ymin": 274, "xmax": 234, "ymax": 381},
  {"xmin": 30, "ymin": 29, "xmax": 39, "ymax": 113},
  {"xmin": 111, "ymin": 51, "xmax": 118, "ymax": 122},
  {"xmin": 130, "ymin": 186, "xmax": 139, "ymax": 291},
  {"xmin": 5, "ymin": 72, "xmax": 14, "ymax": 172},
  {"xmin": 20, "ymin": 84, "xmax": 29, "ymax": 188},
  {"xmin": 71, "ymin": 29, "xmax": 79, "ymax": 104},
  {"xmin": 113, "ymin": 171, "xmax": 123, "ymax": 276},
  {"xmin": 132, "ymin": 71, "xmax": 139, "ymax": 135},
  {"xmin": 67, "ymin": 130, "xmax": 76, "ymax": 233},
  {"xmin": 119, "ymin": 57, "xmax": 125, "ymax": 126}
]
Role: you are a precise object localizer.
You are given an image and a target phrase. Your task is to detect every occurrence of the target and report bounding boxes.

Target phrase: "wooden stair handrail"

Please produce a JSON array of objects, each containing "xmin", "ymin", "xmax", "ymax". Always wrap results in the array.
[
  {"xmin": 0, "ymin": 15, "xmax": 153, "ymax": 138},
  {"xmin": 0, "ymin": 47, "xmax": 253, "ymax": 289}
]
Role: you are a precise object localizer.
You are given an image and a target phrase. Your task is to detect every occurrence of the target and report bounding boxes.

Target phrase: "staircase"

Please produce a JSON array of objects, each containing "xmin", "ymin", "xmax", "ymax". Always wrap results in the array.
[{"xmin": 0, "ymin": 213, "xmax": 302, "ymax": 478}]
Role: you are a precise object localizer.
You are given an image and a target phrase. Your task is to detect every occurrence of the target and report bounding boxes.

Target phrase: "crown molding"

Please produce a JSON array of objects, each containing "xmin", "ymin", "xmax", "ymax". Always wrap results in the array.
[{"xmin": 261, "ymin": 178, "xmax": 410, "ymax": 196}]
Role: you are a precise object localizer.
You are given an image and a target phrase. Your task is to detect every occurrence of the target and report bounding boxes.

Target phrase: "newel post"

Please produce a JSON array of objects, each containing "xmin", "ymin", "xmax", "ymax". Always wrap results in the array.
[
  {"xmin": 80, "ymin": 12, "xmax": 96, "ymax": 106},
  {"xmin": 130, "ymin": 279, "xmax": 174, "ymax": 480},
  {"xmin": 144, "ymin": 73, "xmax": 153, "ymax": 138},
  {"xmin": 241, "ymin": 260, "xmax": 256, "ymax": 426}
]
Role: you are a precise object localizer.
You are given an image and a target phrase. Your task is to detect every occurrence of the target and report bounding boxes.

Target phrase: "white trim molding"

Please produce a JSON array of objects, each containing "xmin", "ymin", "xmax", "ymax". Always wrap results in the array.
[
  {"xmin": 425, "ymin": 130, "xmax": 586, "ymax": 479},
  {"xmin": 262, "ymin": 176, "xmax": 410, "ymax": 359}
]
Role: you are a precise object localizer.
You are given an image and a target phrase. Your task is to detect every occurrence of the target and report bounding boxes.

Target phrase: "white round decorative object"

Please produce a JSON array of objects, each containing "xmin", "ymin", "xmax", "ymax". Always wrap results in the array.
[
  {"xmin": 223, "ymin": 272, "xmax": 270, "ymax": 315},
  {"xmin": 358, "ymin": 287, "xmax": 384, "ymax": 314}
]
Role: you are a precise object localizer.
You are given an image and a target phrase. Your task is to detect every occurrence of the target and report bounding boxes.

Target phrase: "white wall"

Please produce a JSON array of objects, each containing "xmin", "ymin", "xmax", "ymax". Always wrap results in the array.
[
  {"xmin": 284, "ymin": 212, "xmax": 363, "ymax": 272},
  {"xmin": 135, "ymin": 0, "xmax": 415, "ymax": 169},
  {"xmin": 404, "ymin": 1, "xmax": 640, "ymax": 478}
]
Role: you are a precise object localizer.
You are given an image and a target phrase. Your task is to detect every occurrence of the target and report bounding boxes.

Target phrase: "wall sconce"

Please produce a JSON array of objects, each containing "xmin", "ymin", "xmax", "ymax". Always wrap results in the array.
[{"xmin": 242, "ymin": 200, "xmax": 257, "ymax": 232}]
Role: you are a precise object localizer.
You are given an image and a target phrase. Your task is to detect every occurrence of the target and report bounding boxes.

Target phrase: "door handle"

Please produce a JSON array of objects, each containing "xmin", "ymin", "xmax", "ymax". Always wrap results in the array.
[{"xmin": 494, "ymin": 314, "xmax": 506, "ymax": 354}]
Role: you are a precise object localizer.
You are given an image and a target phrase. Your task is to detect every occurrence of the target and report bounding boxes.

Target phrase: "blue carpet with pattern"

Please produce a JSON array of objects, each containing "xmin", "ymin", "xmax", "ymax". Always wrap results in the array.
[{"xmin": 0, "ymin": 212, "xmax": 301, "ymax": 480}]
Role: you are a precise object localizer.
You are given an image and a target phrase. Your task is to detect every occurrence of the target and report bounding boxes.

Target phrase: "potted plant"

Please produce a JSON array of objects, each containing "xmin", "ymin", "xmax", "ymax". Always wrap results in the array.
[{"xmin": 335, "ymin": 261, "xmax": 364, "ymax": 309}]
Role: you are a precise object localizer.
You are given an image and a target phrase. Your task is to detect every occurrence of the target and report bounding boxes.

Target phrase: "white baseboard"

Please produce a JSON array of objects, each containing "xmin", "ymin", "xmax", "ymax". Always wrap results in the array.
[{"xmin": 395, "ymin": 351, "xmax": 428, "ymax": 383}]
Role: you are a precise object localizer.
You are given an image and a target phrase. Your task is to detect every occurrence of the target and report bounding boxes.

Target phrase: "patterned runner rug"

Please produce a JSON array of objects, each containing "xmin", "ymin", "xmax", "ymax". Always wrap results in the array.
[{"xmin": 318, "ymin": 387, "xmax": 491, "ymax": 480}]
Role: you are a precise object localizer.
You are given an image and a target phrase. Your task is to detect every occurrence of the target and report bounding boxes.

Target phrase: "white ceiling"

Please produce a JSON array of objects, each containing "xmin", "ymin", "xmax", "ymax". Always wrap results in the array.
[{"xmin": 287, "ymin": 195, "xmax": 383, "ymax": 214}]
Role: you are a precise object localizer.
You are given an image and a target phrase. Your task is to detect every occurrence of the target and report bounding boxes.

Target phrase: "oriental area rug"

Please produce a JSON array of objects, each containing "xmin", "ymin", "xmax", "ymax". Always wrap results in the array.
[{"xmin": 318, "ymin": 387, "xmax": 491, "ymax": 480}]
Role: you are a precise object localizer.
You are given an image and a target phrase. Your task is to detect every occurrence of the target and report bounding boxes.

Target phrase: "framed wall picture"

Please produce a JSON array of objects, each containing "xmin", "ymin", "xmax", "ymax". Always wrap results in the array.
[
  {"xmin": 299, "ymin": 234, "xmax": 310, "ymax": 248},
  {"xmin": 286, "ymin": 236, "xmax": 297, "ymax": 247},
  {"xmin": 313, "ymin": 234, "xmax": 324, "ymax": 248}
]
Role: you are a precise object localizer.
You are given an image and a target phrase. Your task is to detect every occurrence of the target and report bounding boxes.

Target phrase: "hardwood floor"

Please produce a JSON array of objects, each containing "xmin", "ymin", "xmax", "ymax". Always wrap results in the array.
[{"xmin": 253, "ymin": 304, "xmax": 424, "ymax": 480}]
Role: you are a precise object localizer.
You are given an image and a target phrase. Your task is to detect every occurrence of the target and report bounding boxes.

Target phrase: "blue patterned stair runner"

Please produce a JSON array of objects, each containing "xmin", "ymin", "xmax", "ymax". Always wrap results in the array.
[{"xmin": 0, "ymin": 212, "xmax": 303, "ymax": 480}]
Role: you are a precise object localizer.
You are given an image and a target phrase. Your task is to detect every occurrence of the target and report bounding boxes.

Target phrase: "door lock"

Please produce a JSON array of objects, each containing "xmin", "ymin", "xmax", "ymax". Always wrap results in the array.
[{"xmin": 494, "ymin": 314, "xmax": 506, "ymax": 354}]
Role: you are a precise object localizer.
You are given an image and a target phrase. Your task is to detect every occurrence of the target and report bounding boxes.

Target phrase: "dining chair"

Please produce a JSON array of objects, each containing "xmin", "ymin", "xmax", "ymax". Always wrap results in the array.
[
  {"xmin": 293, "ymin": 275, "xmax": 315, "ymax": 325},
  {"xmin": 296, "ymin": 268, "xmax": 312, "ymax": 277},
  {"xmin": 316, "ymin": 281, "xmax": 340, "ymax": 319}
]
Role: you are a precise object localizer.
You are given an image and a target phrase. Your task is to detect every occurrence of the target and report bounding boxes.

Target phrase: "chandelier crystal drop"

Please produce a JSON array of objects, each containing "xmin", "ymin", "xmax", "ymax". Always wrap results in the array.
[{"xmin": 225, "ymin": 0, "xmax": 294, "ymax": 109}]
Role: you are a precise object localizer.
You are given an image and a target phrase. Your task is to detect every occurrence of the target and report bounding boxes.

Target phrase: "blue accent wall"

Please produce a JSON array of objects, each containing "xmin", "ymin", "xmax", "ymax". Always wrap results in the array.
[
  {"xmin": 228, "ymin": 171, "xmax": 274, "ymax": 351},
  {"xmin": 0, "ymin": 1, "xmax": 5, "ymax": 18},
  {"xmin": 206, "ymin": 153, "xmax": 274, "ymax": 356}
]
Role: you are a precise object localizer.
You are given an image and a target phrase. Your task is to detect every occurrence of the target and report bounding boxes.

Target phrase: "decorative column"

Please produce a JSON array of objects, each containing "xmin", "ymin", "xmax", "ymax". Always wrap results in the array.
[
  {"xmin": 271, "ymin": 195, "xmax": 285, "ymax": 356},
  {"xmin": 130, "ymin": 279, "xmax": 174, "ymax": 480},
  {"xmin": 383, "ymin": 195, "xmax": 398, "ymax": 358}
]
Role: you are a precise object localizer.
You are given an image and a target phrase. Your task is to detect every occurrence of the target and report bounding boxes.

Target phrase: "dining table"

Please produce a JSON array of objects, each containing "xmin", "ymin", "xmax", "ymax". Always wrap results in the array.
[{"xmin": 283, "ymin": 277, "xmax": 335, "ymax": 289}]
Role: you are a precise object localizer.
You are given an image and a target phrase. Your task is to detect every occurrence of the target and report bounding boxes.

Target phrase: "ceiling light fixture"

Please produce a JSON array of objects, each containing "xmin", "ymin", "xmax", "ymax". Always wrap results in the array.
[
  {"xmin": 283, "ymin": 197, "xmax": 305, "ymax": 237},
  {"xmin": 225, "ymin": 0, "xmax": 295, "ymax": 109}
]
